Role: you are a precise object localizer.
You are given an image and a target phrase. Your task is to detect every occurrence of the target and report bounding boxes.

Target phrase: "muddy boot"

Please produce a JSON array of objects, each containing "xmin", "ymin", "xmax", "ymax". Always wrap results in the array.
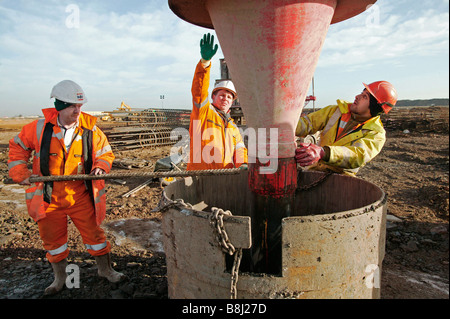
[
  {"xmin": 94, "ymin": 253, "xmax": 127, "ymax": 283},
  {"xmin": 44, "ymin": 259, "xmax": 67, "ymax": 296}
]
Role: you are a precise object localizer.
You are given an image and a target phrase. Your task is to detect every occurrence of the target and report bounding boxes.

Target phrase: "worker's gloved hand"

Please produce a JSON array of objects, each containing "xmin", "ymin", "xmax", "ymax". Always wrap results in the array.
[
  {"xmin": 239, "ymin": 163, "xmax": 248, "ymax": 170},
  {"xmin": 295, "ymin": 142, "xmax": 325, "ymax": 167},
  {"xmin": 90, "ymin": 168, "xmax": 106, "ymax": 175},
  {"xmin": 200, "ymin": 33, "xmax": 218, "ymax": 61},
  {"xmin": 19, "ymin": 179, "xmax": 30, "ymax": 185},
  {"xmin": 19, "ymin": 174, "xmax": 37, "ymax": 185}
]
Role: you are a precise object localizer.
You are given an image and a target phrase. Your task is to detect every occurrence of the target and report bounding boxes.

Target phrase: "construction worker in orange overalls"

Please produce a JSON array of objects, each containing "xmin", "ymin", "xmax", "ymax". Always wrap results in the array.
[
  {"xmin": 295, "ymin": 81, "xmax": 398, "ymax": 175},
  {"xmin": 8, "ymin": 80, "xmax": 126, "ymax": 296},
  {"xmin": 187, "ymin": 33, "xmax": 248, "ymax": 170}
]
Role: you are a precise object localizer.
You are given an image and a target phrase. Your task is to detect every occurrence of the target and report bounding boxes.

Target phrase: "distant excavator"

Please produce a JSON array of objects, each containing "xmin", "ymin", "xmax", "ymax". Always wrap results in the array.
[
  {"xmin": 101, "ymin": 101, "xmax": 132, "ymax": 121},
  {"xmin": 118, "ymin": 101, "xmax": 132, "ymax": 111}
]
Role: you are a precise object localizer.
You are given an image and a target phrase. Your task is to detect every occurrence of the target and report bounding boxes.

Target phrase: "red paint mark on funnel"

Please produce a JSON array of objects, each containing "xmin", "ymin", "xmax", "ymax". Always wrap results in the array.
[{"xmin": 248, "ymin": 158, "xmax": 297, "ymax": 198}]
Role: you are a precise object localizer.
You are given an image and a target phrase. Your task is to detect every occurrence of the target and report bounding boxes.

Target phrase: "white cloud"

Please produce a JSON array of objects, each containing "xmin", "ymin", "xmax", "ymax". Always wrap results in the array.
[{"xmin": 319, "ymin": 4, "xmax": 449, "ymax": 69}]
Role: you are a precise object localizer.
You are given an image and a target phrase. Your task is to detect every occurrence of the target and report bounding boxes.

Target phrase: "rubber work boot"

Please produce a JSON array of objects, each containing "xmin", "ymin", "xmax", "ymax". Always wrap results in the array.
[
  {"xmin": 94, "ymin": 253, "xmax": 127, "ymax": 283},
  {"xmin": 44, "ymin": 259, "xmax": 68, "ymax": 296}
]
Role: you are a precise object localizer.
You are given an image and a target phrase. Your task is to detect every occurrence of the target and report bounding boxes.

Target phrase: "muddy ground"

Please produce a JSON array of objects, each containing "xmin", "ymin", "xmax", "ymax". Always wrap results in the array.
[{"xmin": 0, "ymin": 117, "xmax": 448, "ymax": 299}]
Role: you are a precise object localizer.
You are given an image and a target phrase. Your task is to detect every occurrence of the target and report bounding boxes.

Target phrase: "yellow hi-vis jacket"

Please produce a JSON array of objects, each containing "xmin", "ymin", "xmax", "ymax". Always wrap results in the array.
[
  {"xmin": 295, "ymin": 100, "xmax": 386, "ymax": 176},
  {"xmin": 187, "ymin": 60, "xmax": 248, "ymax": 170},
  {"xmin": 8, "ymin": 108, "xmax": 114, "ymax": 225}
]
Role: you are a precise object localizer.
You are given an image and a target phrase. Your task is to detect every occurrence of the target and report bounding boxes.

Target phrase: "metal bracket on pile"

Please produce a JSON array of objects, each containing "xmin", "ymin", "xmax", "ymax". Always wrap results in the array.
[
  {"xmin": 157, "ymin": 196, "xmax": 244, "ymax": 299},
  {"xmin": 156, "ymin": 193, "xmax": 244, "ymax": 299}
]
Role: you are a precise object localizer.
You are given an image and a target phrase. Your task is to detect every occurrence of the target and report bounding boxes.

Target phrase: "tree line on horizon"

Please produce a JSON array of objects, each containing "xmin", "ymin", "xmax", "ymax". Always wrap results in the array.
[{"xmin": 395, "ymin": 98, "xmax": 449, "ymax": 107}]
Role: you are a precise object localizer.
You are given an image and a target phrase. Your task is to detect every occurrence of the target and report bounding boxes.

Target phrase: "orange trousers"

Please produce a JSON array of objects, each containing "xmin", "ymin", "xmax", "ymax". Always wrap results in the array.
[{"xmin": 37, "ymin": 192, "xmax": 110, "ymax": 263}]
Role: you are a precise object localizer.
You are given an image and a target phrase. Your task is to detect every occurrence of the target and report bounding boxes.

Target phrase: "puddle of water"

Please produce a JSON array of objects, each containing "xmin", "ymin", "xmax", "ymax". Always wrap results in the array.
[
  {"xmin": 0, "ymin": 185, "xmax": 28, "ymax": 211},
  {"xmin": 105, "ymin": 218, "xmax": 164, "ymax": 253}
]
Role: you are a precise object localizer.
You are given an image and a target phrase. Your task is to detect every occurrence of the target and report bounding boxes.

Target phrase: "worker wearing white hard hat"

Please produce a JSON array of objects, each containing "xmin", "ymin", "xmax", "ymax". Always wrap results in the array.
[
  {"xmin": 187, "ymin": 33, "xmax": 248, "ymax": 171},
  {"xmin": 50, "ymin": 79, "xmax": 87, "ymax": 109},
  {"xmin": 8, "ymin": 80, "xmax": 126, "ymax": 296}
]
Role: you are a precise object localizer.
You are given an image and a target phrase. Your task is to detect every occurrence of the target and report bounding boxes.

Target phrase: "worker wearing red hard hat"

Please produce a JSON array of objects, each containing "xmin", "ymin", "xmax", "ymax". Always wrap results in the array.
[
  {"xmin": 8, "ymin": 80, "xmax": 126, "ymax": 296},
  {"xmin": 187, "ymin": 33, "xmax": 248, "ymax": 170},
  {"xmin": 295, "ymin": 81, "xmax": 398, "ymax": 175}
]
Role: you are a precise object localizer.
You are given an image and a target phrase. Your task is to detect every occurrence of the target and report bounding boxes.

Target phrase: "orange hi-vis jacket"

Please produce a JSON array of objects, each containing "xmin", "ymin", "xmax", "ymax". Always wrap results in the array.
[
  {"xmin": 187, "ymin": 60, "xmax": 248, "ymax": 170},
  {"xmin": 8, "ymin": 108, "xmax": 114, "ymax": 225}
]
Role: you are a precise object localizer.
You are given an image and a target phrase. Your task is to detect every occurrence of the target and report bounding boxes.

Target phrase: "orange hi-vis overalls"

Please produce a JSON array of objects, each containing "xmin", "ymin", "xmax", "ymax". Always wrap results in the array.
[
  {"xmin": 187, "ymin": 60, "xmax": 248, "ymax": 171},
  {"xmin": 8, "ymin": 108, "xmax": 114, "ymax": 263}
]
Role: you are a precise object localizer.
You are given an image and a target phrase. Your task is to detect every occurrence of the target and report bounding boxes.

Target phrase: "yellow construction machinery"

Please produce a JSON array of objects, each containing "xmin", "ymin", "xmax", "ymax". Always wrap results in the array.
[
  {"xmin": 100, "ymin": 101, "xmax": 133, "ymax": 121},
  {"xmin": 118, "ymin": 101, "xmax": 132, "ymax": 111}
]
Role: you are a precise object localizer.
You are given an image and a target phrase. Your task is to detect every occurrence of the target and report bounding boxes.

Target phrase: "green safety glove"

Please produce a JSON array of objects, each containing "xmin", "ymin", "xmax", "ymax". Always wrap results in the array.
[{"xmin": 200, "ymin": 33, "xmax": 218, "ymax": 61}]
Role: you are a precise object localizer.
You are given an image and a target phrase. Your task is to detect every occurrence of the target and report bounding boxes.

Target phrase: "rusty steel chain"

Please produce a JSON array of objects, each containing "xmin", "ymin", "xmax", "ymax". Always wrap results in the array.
[
  {"xmin": 210, "ymin": 207, "xmax": 242, "ymax": 299},
  {"xmin": 155, "ymin": 197, "xmax": 193, "ymax": 213},
  {"xmin": 210, "ymin": 207, "xmax": 235, "ymax": 254},
  {"xmin": 230, "ymin": 248, "xmax": 242, "ymax": 299},
  {"xmin": 296, "ymin": 170, "xmax": 333, "ymax": 192}
]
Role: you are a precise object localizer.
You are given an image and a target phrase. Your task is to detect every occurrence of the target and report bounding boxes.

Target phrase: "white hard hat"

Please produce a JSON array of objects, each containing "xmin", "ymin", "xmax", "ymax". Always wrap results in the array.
[
  {"xmin": 50, "ymin": 80, "xmax": 87, "ymax": 104},
  {"xmin": 212, "ymin": 80, "xmax": 237, "ymax": 100}
]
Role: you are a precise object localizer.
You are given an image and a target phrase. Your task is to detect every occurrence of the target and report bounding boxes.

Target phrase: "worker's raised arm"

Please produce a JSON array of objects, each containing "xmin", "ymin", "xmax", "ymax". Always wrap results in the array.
[{"xmin": 191, "ymin": 33, "xmax": 218, "ymax": 110}]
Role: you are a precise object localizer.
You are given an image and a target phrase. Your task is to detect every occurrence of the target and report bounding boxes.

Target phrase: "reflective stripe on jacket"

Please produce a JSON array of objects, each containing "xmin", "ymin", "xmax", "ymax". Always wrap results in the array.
[
  {"xmin": 296, "ymin": 100, "xmax": 386, "ymax": 176},
  {"xmin": 8, "ymin": 108, "xmax": 114, "ymax": 224},
  {"xmin": 187, "ymin": 60, "xmax": 248, "ymax": 170}
]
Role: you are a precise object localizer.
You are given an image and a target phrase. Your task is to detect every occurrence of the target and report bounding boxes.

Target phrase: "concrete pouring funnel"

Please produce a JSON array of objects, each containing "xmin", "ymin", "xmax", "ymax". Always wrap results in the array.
[{"xmin": 168, "ymin": 0, "xmax": 377, "ymax": 161}]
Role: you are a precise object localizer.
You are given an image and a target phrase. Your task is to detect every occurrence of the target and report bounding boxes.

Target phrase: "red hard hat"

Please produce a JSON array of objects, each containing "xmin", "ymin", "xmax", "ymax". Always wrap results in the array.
[{"xmin": 363, "ymin": 81, "xmax": 398, "ymax": 114}]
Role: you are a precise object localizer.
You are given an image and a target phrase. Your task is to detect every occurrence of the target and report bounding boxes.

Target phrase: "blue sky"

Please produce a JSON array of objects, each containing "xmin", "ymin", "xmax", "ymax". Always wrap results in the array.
[{"xmin": 0, "ymin": 0, "xmax": 448, "ymax": 117}]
